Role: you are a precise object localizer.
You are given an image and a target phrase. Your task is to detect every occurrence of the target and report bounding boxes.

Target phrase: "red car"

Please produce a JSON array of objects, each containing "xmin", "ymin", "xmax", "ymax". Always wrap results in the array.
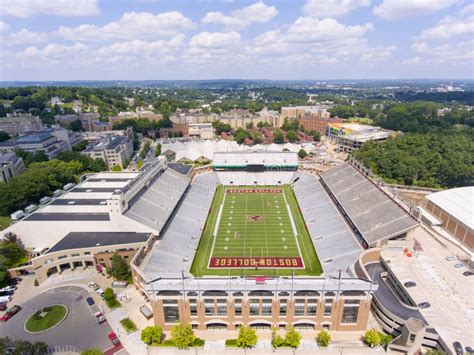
[
  {"xmin": 108, "ymin": 332, "xmax": 120, "ymax": 346},
  {"xmin": 1, "ymin": 305, "xmax": 21, "ymax": 322}
]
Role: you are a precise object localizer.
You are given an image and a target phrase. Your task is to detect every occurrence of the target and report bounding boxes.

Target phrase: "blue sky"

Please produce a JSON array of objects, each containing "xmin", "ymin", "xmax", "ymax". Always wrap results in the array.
[{"xmin": 0, "ymin": 0, "xmax": 473, "ymax": 80}]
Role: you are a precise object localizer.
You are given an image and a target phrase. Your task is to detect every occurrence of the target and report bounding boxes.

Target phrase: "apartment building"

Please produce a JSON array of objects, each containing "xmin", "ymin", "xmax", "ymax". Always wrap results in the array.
[
  {"xmin": 300, "ymin": 114, "xmax": 342, "ymax": 135},
  {"xmin": 0, "ymin": 113, "xmax": 44, "ymax": 135},
  {"xmin": 0, "ymin": 131, "xmax": 68, "ymax": 159},
  {"xmin": 0, "ymin": 152, "xmax": 25, "ymax": 183},
  {"xmin": 82, "ymin": 130, "xmax": 134, "ymax": 169}
]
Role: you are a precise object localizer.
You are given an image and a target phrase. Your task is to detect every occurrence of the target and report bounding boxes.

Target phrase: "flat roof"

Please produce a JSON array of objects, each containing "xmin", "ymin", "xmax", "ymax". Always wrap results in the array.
[
  {"xmin": 50, "ymin": 199, "xmax": 108, "ymax": 206},
  {"xmin": 167, "ymin": 163, "xmax": 193, "ymax": 176},
  {"xmin": 24, "ymin": 213, "xmax": 110, "ymax": 221},
  {"xmin": 72, "ymin": 187, "xmax": 121, "ymax": 193},
  {"xmin": 47, "ymin": 231, "xmax": 151, "ymax": 254},
  {"xmin": 426, "ymin": 187, "xmax": 474, "ymax": 229}
]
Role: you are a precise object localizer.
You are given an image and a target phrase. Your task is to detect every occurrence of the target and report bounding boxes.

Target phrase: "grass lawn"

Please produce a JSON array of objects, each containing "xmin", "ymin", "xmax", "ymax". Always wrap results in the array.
[
  {"xmin": 120, "ymin": 318, "xmax": 137, "ymax": 333},
  {"xmin": 0, "ymin": 215, "xmax": 12, "ymax": 231},
  {"xmin": 190, "ymin": 185, "xmax": 321, "ymax": 277},
  {"xmin": 25, "ymin": 305, "xmax": 67, "ymax": 333}
]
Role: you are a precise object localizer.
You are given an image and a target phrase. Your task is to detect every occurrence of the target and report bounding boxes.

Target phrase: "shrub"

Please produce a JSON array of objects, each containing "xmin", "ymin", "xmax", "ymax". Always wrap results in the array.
[
  {"xmin": 364, "ymin": 329, "xmax": 381, "ymax": 348},
  {"xmin": 236, "ymin": 327, "xmax": 257, "ymax": 349},
  {"xmin": 170, "ymin": 323, "xmax": 195, "ymax": 349},
  {"xmin": 141, "ymin": 326, "xmax": 163, "ymax": 345},
  {"xmin": 193, "ymin": 338, "xmax": 205, "ymax": 347},
  {"xmin": 225, "ymin": 339, "xmax": 238, "ymax": 347},
  {"xmin": 120, "ymin": 318, "xmax": 137, "ymax": 333},
  {"xmin": 379, "ymin": 332, "xmax": 393, "ymax": 348},
  {"xmin": 81, "ymin": 349, "xmax": 104, "ymax": 355},
  {"xmin": 285, "ymin": 327, "xmax": 302, "ymax": 348},
  {"xmin": 271, "ymin": 335, "xmax": 285, "ymax": 348},
  {"xmin": 103, "ymin": 288, "xmax": 120, "ymax": 308},
  {"xmin": 34, "ymin": 279, "xmax": 39, "ymax": 287},
  {"xmin": 316, "ymin": 329, "xmax": 331, "ymax": 348}
]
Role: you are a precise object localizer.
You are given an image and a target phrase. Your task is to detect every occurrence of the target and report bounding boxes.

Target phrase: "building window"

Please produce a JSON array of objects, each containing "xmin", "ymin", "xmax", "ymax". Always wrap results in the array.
[
  {"xmin": 204, "ymin": 299, "xmax": 215, "ymax": 316},
  {"xmin": 295, "ymin": 299, "xmax": 305, "ymax": 316},
  {"xmin": 279, "ymin": 300, "xmax": 287, "ymax": 316},
  {"xmin": 163, "ymin": 300, "xmax": 179, "ymax": 323},
  {"xmin": 234, "ymin": 299, "xmax": 242, "ymax": 316},
  {"xmin": 189, "ymin": 299, "xmax": 198, "ymax": 317},
  {"xmin": 261, "ymin": 299, "xmax": 272, "ymax": 316},
  {"xmin": 341, "ymin": 300, "xmax": 359, "ymax": 324},
  {"xmin": 307, "ymin": 299, "xmax": 317, "ymax": 316},
  {"xmin": 217, "ymin": 304, "xmax": 227, "ymax": 316},
  {"xmin": 324, "ymin": 300, "xmax": 333, "ymax": 317},
  {"xmin": 249, "ymin": 299, "xmax": 260, "ymax": 316}
]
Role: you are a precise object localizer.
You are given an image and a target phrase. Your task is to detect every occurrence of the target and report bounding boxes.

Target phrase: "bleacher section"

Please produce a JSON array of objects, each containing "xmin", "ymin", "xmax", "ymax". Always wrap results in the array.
[
  {"xmin": 125, "ymin": 169, "xmax": 191, "ymax": 233},
  {"xmin": 142, "ymin": 172, "xmax": 221, "ymax": 278},
  {"xmin": 217, "ymin": 171, "xmax": 295, "ymax": 185},
  {"xmin": 293, "ymin": 173, "xmax": 361, "ymax": 275},
  {"xmin": 320, "ymin": 162, "xmax": 419, "ymax": 247}
]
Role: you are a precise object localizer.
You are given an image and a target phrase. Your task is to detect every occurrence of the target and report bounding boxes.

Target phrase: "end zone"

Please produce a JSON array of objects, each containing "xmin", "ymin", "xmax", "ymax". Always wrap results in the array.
[{"xmin": 209, "ymin": 256, "xmax": 304, "ymax": 269}]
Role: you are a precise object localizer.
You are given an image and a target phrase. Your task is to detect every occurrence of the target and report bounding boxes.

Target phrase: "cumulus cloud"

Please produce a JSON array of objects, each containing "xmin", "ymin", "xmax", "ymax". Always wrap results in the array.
[
  {"xmin": 190, "ymin": 31, "xmax": 241, "ymax": 48},
  {"xmin": 202, "ymin": 2, "xmax": 278, "ymax": 29},
  {"xmin": 373, "ymin": 0, "xmax": 459, "ymax": 20},
  {"xmin": 2, "ymin": 29, "xmax": 48, "ymax": 46},
  {"xmin": 402, "ymin": 56, "xmax": 423, "ymax": 65},
  {"xmin": 1, "ymin": 0, "xmax": 99, "ymax": 18},
  {"xmin": 419, "ymin": 5, "xmax": 474, "ymax": 39},
  {"xmin": 0, "ymin": 21, "xmax": 9, "ymax": 32},
  {"xmin": 58, "ymin": 11, "xmax": 194, "ymax": 41},
  {"xmin": 411, "ymin": 39, "xmax": 474, "ymax": 63},
  {"xmin": 303, "ymin": 0, "xmax": 370, "ymax": 18}
]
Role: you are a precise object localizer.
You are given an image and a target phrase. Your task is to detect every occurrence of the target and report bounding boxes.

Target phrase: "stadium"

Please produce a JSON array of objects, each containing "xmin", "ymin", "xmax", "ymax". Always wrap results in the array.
[{"xmin": 3, "ymin": 151, "xmax": 420, "ymax": 333}]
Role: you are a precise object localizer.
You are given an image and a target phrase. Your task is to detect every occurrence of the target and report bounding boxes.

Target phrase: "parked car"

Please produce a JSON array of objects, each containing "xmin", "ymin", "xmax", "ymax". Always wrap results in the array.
[
  {"xmin": 88, "ymin": 282, "xmax": 99, "ymax": 290},
  {"xmin": 108, "ymin": 332, "xmax": 120, "ymax": 346},
  {"xmin": 1, "ymin": 285, "xmax": 17, "ymax": 293},
  {"xmin": 404, "ymin": 281, "xmax": 416, "ymax": 288},
  {"xmin": 86, "ymin": 297, "xmax": 95, "ymax": 306},
  {"xmin": 1, "ymin": 305, "xmax": 21, "ymax": 322},
  {"xmin": 96, "ymin": 288, "xmax": 104, "ymax": 298},
  {"xmin": 0, "ymin": 295, "xmax": 12, "ymax": 303},
  {"xmin": 462, "ymin": 271, "xmax": 474, "ymax": 277},
  {"xmin": 94, "ymin": 311, "xmax": 106, "ymax": 324},
  {"xmin": 418, "ymin": 302, "xmax": 431, "ymax": 309},
  {"xmin": 0, "ymin": 302, "xmax": 7, "ymax": 311},
  {"xmin": 465, "ymin": 346, "xmax": 474, "ymax": 354},
  {"xmin": 454, "ymin": 263, "xmax": 465, "ymax": 269},
  {"xmin": 445, "ymin": 255, "xmax": 457, "ymax": 261},
  {"xmin": 0, "ymin": 290, "xmax": 14, "ymax": 297},
  {"xmin": 111, "ymin": 281, "xmax": 128, "ymax": 288},
  {"xmin": 453, "ymin": 341, "xmax": 463, "ymax": 355}
]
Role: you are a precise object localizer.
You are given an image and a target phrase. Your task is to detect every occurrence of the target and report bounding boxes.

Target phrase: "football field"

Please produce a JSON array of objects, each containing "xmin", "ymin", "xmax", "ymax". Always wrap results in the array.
[{"xmin": 190, "ymin": 185, "xmax": 322, "ymax": 277}]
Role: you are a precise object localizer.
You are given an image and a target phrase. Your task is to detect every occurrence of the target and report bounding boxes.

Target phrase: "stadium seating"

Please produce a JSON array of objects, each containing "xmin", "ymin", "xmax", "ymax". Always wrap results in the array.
[
  {"xmin": 217, "ymin": 171, "xmax": 296, "ymax": 185},
  {"xmin": 319, "ymin": 162, "xmax": 419, "ymax": 246},
  {"xmin": 292, "ymin": 172, "xmax": 362, "ymax": 276},
  {"xmin": 142, "ymin": 172, "xmax": 221, "ymax": 279}
]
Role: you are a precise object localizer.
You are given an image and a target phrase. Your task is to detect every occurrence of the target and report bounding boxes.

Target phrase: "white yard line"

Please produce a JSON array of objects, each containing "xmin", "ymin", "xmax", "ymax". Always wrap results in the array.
[
  {"xmin": 207, "ymin": 187, "xmax": 226, "ymax": 268},
  {"xmin": 283, "ymin": 188, "xmax": 305, "ymax": 269},
  {"xmin": 260, "ymin": 193, "xmax": 270, "ymax": 256}
]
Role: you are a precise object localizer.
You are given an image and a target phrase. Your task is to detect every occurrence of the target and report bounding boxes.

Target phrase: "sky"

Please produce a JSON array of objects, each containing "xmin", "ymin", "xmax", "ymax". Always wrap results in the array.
[{"xmin": 0, "ymin": 0, "xmax": 473, "ymax": 81}]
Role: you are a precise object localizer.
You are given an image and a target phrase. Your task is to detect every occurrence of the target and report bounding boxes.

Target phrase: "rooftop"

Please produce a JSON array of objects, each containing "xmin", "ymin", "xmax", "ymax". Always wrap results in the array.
[{"xmin": 426, "ymin": 187, "xmax": 474, "ymax": 229}]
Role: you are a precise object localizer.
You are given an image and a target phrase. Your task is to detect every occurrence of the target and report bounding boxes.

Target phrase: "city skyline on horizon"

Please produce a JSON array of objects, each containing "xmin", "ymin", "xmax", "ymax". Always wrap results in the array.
[{"xmin": 0, "ymin": 0, "xmax": 473, "ymax": 81}]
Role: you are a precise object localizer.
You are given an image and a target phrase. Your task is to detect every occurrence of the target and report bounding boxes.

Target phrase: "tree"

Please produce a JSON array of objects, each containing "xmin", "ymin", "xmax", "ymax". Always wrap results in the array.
[
  {"xmin": 286, "ymin": 130, "xmax": 297, "ymax": 143},
  {"xmin": 111, "ymin": 165, "xmax": 122, "ymax": 172},
  {"xmin": 170, "ymin": 323, "xmax": 195, "ymax": 349},
  {"xmin": 0, "ymin": 131, "xmax": 10, "ymax": 142},
  {"xmin": 108, "ymin": 254, "xmax": 130, "ymax": 281},
  {"xmin": 0, "ymin": 337, "xmax": 48, "ymax": 355},
  {"xmin": 234, "ymin": 128, "xmax": 251, "ymax": 144},
  {"xmin": 257, "ymin": 121, "xmax": 264, "ymax": 128},
  {"xmin": 246, "ymin": 122, "xmax": 254, "ymax": 129},
  {"xmin": 363, "ymin": 329, "xmax": 381, "ymax": 348},
  {"xmin": 284, "ymin": 326, "xmax": 301, "ymax": 348},
  {"xmin": 81, "ymin": 349, "xmax": 104, "ymax": 355},
  {"xmin": 160, "ymin": 102, "xmax": 171, "ymax": 119},
  {"xmin": 212, "ymin": 121, "xmax": 232, "ymax": 135},
  {"xmin": 155, "ymin": 143, "xmax": 161, "ymax": 157},
  {"xmin": 298, "ymin": 149, "xmax": 308, "ymax": 159},
  {"xmin": 273, "ymin": 130, "xmax": 284, "ymax": 144},
  {"xmin": 140, "ymin": 140, "xmax": 151, "ymax": 160},
  {"xmin": 316, "ymin": 330, "xmax": 331, "ymax": 348},
  {"xmin": 73, "ymin": 140, "xmax": 89, "ymax": 152},
  {"xmin": 69, "ymin": 119, "xmax": 83, "ymax": 132},
  {"xmin": 313, "ymin": 131, "xmax": 321, "ymax": 141},
  {"xmin": 236, "ymin": 326, "xmax": 257, "ymax": 349},
  {"xmin": 136, "ymin": 159, "xmax": 143, "ymax": 170},
  {"xmin": 141, "ymin": 326, "xmax": 163, "ymax": 345}
]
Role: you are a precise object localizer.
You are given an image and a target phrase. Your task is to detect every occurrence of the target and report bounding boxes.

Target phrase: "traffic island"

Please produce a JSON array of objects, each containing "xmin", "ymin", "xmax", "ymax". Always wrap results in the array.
[{"xmin": 24, "ymin": 304, "xmax": 68, "ymax": 333}]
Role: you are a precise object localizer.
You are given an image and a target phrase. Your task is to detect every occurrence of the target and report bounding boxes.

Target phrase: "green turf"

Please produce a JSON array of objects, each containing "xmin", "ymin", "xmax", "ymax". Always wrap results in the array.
[
  {"xmin": 190, "ymin": 185, "xmax": 322, "ymax": 277},
  {"xmin": 0, "ymin": 216, "xmax": 12, "ymax": 231},
  {"xmin": 25, "ymin": 305, "xmax": 67, "ymax": 333}
]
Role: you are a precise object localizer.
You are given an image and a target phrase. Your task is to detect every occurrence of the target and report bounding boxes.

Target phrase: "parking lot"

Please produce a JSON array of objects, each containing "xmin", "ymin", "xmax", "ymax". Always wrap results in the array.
[{"xmin": 0, "ymin": 285, "xmax": 116, "ymax": 352}]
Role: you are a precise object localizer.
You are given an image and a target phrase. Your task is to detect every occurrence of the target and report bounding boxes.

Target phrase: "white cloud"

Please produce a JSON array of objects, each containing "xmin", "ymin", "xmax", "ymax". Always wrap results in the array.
[
  {"xmin": 419, "ymin": 5, "xmax": 474, "ymax": 39},
  {"xmin": 202, "ymin": 2, "xmax": 278, "ymax": 29},
  {"xmin": 303, "ymin": 0, "xmax": 370, "ymax": 18},
  {"xmin": 402, "ymin": 56, "xmax": 423, "ymax": 65},
  {"xmin": 373, "ymin": 0, "xmax": 459, "ymax": 20},
  {"xmin": 58, "ymin": 11, "xmax": 194, "ymax": 41},
  {"xmin": 97, "ymin": 36, "xmax": 185, "ymax": 58},
  {"xmin": 286, "ymin": 17, "xmax": 373, "ymax": 43},
  {"xmin": 190, "ymin": 31, "xmax": 241, "ymax": 48},
  {"xmin": 0, "ymin": 21, "xmax": 9, "ymax": 33},
  {"xmin": 2, "ymin": 29, "xmax": 48, "ymax": 46},
  {"xmin": 360, "ymin": 45, "xmax": 396, "ymax": 62},
  {"xmin": 1, "ymin": 0, "xmax": 99, "ymax": 18},
  {"xmin": 411, "ymin": 39, "xmax": 474, "ymax": 63}
]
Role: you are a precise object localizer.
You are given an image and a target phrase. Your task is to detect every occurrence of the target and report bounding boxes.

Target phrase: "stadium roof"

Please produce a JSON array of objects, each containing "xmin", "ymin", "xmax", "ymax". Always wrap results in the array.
[
  {"xmin": 426, "ymin": 187, "xmax": 474, "ymax": 229},
  {"xmin": 213, "ymin": 151, "xmax": 298, "ymax": 167},
  {"xmin": 320, "ymin": 162, "xmax": 419, "ymax": 246}
]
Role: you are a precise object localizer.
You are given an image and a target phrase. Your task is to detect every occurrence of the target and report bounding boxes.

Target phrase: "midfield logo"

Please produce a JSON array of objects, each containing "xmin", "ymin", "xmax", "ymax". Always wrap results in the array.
[{"xmin": 247, "ymin": 215, "xmax": 264, "ymax": 222}]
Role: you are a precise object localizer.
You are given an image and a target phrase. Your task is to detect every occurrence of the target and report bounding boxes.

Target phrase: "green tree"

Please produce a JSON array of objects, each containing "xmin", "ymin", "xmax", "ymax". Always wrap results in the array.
[
  {"xmin": 160, "ymin": 101, "xmax": 171, "ymax": 119},
  {"xmin": 136, "ymin": 159, "xmax": 143, "ymax": 170},
  {"xmin": 284, "ymin": 326, "xmax": 301, "ymax": 348},
  {"xmin": 140, "ymin": 140, "xmax": 151, "ymax": 160},
  {"xmin": 273, "ymin": 130, "xmax": 284, "ymax": 144},
  {"xmin": 234, "ymin": 128, "xmax": 251, "ymax": 144},
  {"xmin": 69, "ymin": 119, "xmax": 83, "ymax": 132},
  {"xmin": 363, "ymin": 329, "xmax": 381, "ymax": 348},
  {"xmin": 72, "ymin": 140, "xmax": 89, "ymax": 152},
  {"xmin": 141, "ymin": 326, "xmax": 163, "ymax": 345},
  {"xmin": 170, "ymin": 323, "xmax": 196, "ymax": 349},
  {"xmin": 313, "ymin": 131, "xmax": 321, "ymax": 141},
  {"xmin": 257, "ymin": 121, "xmax": 264, "ymax": 128},
  {"xmin": 108, "ymin": 254, "xmax": 131, "ymax": 281},
  {"xmin": 286, "ymin": 130, "xmax": 297, "ymax": 143},
  {"xmin": 298, "ymin": 149, "xmax": 308, "ymax": 159},
  {"xmin": 246, "ymin": 122, "xmax": 254, "ymax": 129},
  {"xmin": 316, "ymin": 330, "xmax": 331, "ymax": 347},
  {"xmin": 155, "ymin": 143, "xmax": 161, "ymax": 157},
  {"xmin": 212, "ymin": 121, "xmax": 232, "ymax": 135},
  {"xmin": 281, "ymin": 117, "xmax": 292, "ymax": 131},
  {"xmin": 111, "ymin": 165, "xmax": 122, "ymax": 172},
  {"xmin": 0, "ymin": 131, "xmax": 10, "ymax": 142},
  {"xmin": 236, "ymin": 326, "xmax": 257, "ymax": 349},
  {"xmin": 81, "ymin": 349, "xmax": 104, "ymax": 355}
]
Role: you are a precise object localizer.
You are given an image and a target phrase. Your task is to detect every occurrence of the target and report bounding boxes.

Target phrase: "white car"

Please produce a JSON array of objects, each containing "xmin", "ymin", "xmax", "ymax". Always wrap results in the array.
[
  {"xmin": 445, "ymin": 255, "xmax": 457, "ymax": 261},
  {"xmin": 96, "ymin": 288, "xmax": 105, "ymax": 298},
  {"xmin": 0, "ymin": 286, "xmax": 16, "ymax": 293},
  {"xmin": 94, "ymin": 311, "xmax": 106, "ymax": 324},
  {"xmin": 88, "ymin": 282, "xmax": 99, "ymax": 290},
  {"xmin": 0, "ymin": 295, "xmax": 12, "ymax": 303},
  {"xmin": 454, "ymin": 263, "xmax": 465, "ymax": 269}
]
